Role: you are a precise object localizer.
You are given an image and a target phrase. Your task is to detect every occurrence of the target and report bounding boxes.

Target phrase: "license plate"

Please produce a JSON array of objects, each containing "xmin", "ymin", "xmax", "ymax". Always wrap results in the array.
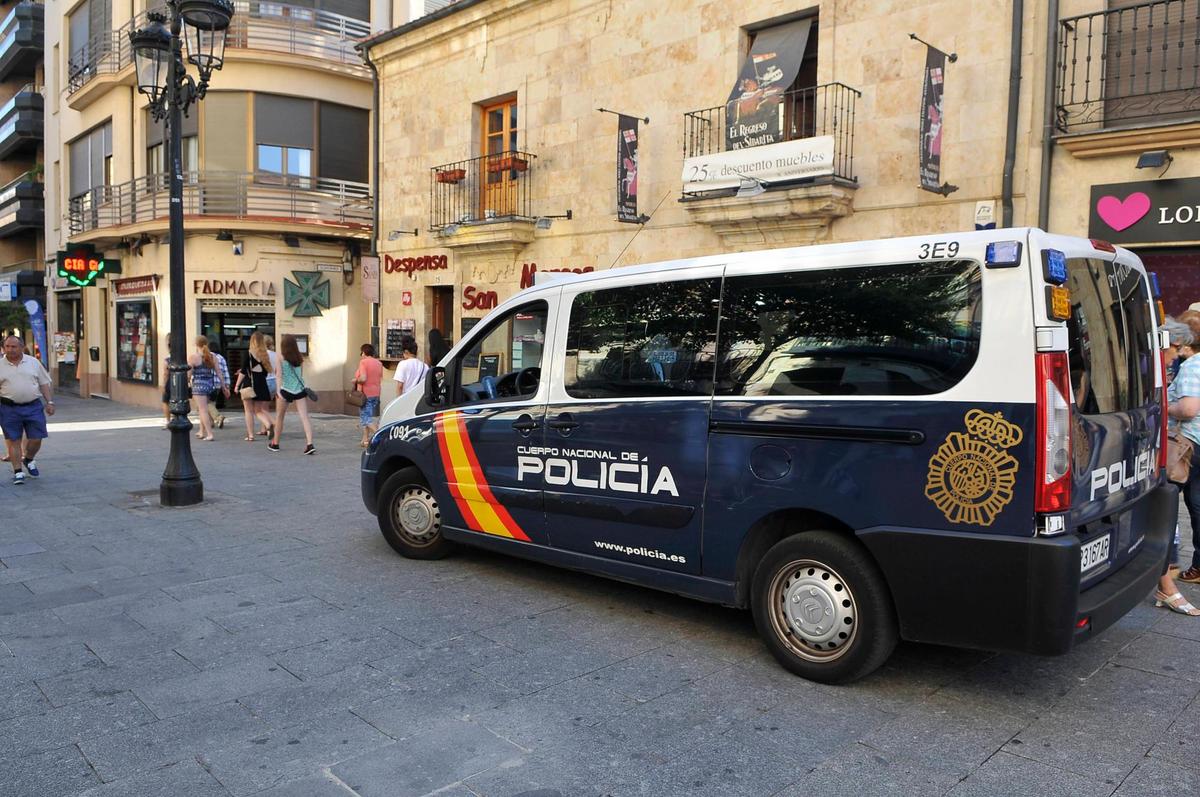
[{"xmin": 1080, "ymin": 534, "xmax": 1111, "ymax": 574}]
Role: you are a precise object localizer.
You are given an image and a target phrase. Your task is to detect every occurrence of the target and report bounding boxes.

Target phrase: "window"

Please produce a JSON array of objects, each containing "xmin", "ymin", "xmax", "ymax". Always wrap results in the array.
[
  {"xmin": 717, "ymin": 261, "xmax": 982, "ymax": 397},
  {"xmin": 565, "ymin": 279, "xmax": 721, "ymax": 399},
  {"xmin": 254, "ymin": 94, "xmax": 315, "ymax": 184},
  {"xmin": 455, "ymin": 302, "xmax": 548, "ymax": 404},
  {"xmin": 69, "ymin": 122, "xmax": 112, "ymax": 199},
  {"xmin": 147, "ymin": 111, "xmax": 198, "ymax": 176},
  {"xmin": 480, "ymin": 97, "xmax": 520, "ymax": 216},
  {"xmin": 256, "ymin": 144, "xmax": 312, "ymax": 179},
  {"xmin": 67, "ymin": 0, "xmax": 112, "ymax": 80},
  {"xmin": 1066, "ymin": 258, "xmax": 1156, "ymax": 414},
  {"xmin": 116, "ymin": 300, "xmax": 156, "ymax": 384}
]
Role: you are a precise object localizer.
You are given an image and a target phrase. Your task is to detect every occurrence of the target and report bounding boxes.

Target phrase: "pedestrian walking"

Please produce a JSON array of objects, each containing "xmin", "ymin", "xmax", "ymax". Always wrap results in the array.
[
  {"xmin": 234, "ymin": 331, "xmax": 275, "ymax": 443},
  {"xmin": 207, "ymin": 340, "xmax": 230, "ymax": 430},
  {"xmin": 189, "ymin": 336, "xmax": 219, "ymax": 442},
  {"xmin": 394, "ymin": 335, "xmax": 429, "ymax": 397},
  {"xmin": 259, "ymin": 335, "xmax": 280, "ymax": 436},
  {"xmin": 269, "ymin": 334, "xmax": 315, "ymax": 455},
  {"xmin": 0, "ymin": 336, "xmax": 54, "ymax": 485},
  {"xmin": 1157, "ymin": 320, "xmax": 1200, "ymax": 614},
  {"xmin": 1168, "ymin": 324, "xmax": 1200, "ymax": 595},
  {"xmin": 353, "ymin": 343, "xmax": 383, "ymax": 447}
]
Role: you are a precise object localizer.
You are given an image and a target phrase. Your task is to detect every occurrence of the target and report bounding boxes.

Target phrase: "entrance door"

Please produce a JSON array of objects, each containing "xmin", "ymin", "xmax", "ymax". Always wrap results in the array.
[
  {"xmin": 201, "ymin": 311, "xmax": 275, "ymax": 404},
  {"xmin": 55, "ymin": 293, "xmax": 82, "ymax": 392},
  {"xmin": 428, "ymin": 285, "xmax": 455, "ymax": 364},
  {"xmin": 481, "ymin": 97, "xmax": 519, "ymax": 218},
  {"xmin": 541, "ymin": 272, "xmax": 722, "ymax": 576}
]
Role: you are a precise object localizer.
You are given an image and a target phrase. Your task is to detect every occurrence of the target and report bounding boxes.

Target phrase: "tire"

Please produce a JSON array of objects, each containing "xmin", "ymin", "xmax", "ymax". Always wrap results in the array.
[
  {"xmin": 751, "ymin": 531, "xmax": 898, "ymax": 684},
  {"xmin": 376, "ymin": 467, "xmax": 455, "ymax": 560}
]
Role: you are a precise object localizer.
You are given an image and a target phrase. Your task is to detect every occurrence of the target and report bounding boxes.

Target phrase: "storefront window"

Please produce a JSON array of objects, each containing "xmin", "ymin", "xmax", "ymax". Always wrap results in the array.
[{"xmin": 116, "ymin": 300, "xmax": 156, "ymax": 384}]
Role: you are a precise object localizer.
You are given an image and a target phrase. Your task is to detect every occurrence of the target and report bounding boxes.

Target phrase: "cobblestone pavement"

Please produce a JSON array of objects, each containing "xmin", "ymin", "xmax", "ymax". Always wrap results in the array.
[{"xmin": 3, "ymin": 394, "xmax": 1200, "ymax": 796}]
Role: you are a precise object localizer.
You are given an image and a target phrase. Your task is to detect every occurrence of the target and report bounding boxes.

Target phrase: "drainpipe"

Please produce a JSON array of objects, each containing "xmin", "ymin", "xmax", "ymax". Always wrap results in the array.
[
  {"xmin": 1038, "ymin": 0, "xmax": 1060, "ymax": 231},
  {"xmin": 361, "ymin": 44, "xmax": 382, "ymax": 347},
  {"xmin": 1001, "ymin": 0, "xmax": 1024, "ymax": 228}
]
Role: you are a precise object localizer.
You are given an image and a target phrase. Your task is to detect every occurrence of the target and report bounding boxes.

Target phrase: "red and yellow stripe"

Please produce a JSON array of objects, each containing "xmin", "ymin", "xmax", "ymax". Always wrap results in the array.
[{"xmin": 435, "ymin": 411, "xmax": 531, "ymax": 541}]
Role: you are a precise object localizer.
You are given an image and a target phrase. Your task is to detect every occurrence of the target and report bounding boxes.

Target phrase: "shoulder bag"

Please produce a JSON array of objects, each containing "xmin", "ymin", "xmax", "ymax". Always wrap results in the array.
[
  {"xmin": 346, "ymin": 388, "xmax": 366, "ymax": 407},
  {"xmin": 1168, "ymin": 432, "xmax": 1193, "ymax": 485},
  {"xmin": 238, "ymin": 363, "xmax": 256, "ymax": 401}
]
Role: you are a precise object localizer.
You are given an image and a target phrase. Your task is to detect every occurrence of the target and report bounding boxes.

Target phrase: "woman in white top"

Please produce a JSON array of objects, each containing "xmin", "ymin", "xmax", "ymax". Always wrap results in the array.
[{"xmin": 393, "ymin": 335, "xmax": 429, "ymax": 397}]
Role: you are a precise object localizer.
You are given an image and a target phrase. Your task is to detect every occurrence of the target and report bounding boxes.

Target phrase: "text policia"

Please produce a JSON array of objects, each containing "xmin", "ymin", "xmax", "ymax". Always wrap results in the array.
[{"xmin": 516, "ymin": 446, "xmax": 679, "ymax": 497}]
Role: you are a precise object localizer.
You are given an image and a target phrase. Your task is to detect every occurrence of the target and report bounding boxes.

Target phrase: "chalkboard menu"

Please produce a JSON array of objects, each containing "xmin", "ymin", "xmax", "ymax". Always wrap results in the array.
[{"xmin": 385, "ymin": 326, "xmax": 405, "ymax": 359}]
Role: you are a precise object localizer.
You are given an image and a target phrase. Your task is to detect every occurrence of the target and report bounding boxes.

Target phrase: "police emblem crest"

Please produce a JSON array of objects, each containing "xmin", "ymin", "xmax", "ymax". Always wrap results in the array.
[{"xmin": 925, "ymin": 410, "xmax": 1023, "ymax": 526}]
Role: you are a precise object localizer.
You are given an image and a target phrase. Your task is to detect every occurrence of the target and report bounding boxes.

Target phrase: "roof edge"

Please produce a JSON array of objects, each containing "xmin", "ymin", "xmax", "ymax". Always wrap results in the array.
[{"xmin": 356, "ymin": 0, "xmax": 489, "ymax": 54}]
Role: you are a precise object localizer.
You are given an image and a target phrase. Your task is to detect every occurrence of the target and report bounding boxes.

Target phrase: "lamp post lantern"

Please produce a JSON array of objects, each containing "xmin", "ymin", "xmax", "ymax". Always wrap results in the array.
[{"xmin": 131, "ymin": 0, "xmax": 233, "ymax": 507}]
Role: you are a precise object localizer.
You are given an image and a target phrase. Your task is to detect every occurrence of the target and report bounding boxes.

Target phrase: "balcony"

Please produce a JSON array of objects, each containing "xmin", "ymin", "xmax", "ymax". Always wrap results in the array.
[
  {"xmin": 680, "ymin": 82, "xmax": 860, "ymax": 247},
  {"xmin": 429, "ymin": 151, "xmax": 540, "ymax": 257},
  {"xmin": 68, "ymin": 1, "xmax": 370, "ymax": 108},
  {"xmin": 0, "ymin": 178, "xmax": 43, "ymax": 238},
  {"xmin": 0, "ymin": 85, "xmax": 42, "ymax": 160},
  {"xmin": 0, "ymin": 2, "xmax": 43, "ymax": 81},
  {"xmin": 66, "ymin": 172, "xmax": 372, "ymax": 242},
  {"xmin": 1056, "ymin": 0, "xmax": 1200, "ymax": 148}
]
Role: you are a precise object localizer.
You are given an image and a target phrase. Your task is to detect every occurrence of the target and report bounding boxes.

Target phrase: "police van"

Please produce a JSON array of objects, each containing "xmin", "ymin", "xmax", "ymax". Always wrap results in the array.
[{"xmin": 361, "ymin": 228, "xmax": 1174, "ymax": 683}]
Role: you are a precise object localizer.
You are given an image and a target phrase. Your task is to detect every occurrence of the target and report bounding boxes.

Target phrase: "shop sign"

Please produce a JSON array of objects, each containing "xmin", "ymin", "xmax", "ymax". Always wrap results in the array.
[
  {"xmin": 283, "ymin": 270, "xmax": 331, "ymax": 318},
  {"xmin": 519, "ymin": 262, "xmax": 595, "ymax": 290},
  {"xmin": 383, "ymin": 254, "xmax": 448, "ymax": 278},
  {"xmin": 462, "ymin": 285, "xmax": 499, "ymax": 311},
  {"xmin": 114, "ymin": 275, "xmax": 159, "ymax": 296},
  {"xmin": 56, "ymin": 244, "xmax": 121, "ymax": 288},
  {"xmin": 1089, "ymin": 178, "xmax": 1200, "ymax": 244},
  {"xmin": 682, "ymin": 135, "xmax": 834, "ymax": 194},
  {"xmin": 192, "ymin": 279, "xmax": 277, "ymax": 296},
  {"xmin": 361, "ymin": 256, "xmax": 380, "ymax": 304},
  {"xmin": 0, "ymin": 278, "xmax": 14, "ymax": 301},
  {"xmin": 401, "ymin": 290, "xmax": 412, "ymax": 306},
  {"xmin": 316, "ymin": 263, "xmax": 342, "ymax": 273}
]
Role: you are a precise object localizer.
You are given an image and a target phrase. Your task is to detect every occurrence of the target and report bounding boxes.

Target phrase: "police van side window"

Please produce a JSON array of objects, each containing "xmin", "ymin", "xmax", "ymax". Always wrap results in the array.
[
  {"xmin": 1065, "ymin": 258, "xmax": 1155, "ymax": 414},
  {"xmin": 564, "ymin": 278, "xmax": 721, "ymax": 399},
  {"xmin": 716, "ymin": 260, "xmax": 982, "ymax": 397},
  {"xmin": 453, "ymin": 301, "xmax": 548, "ymax": 404}
]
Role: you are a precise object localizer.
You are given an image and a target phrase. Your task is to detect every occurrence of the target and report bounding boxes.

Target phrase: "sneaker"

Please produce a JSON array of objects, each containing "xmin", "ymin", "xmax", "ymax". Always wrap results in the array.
[
  {"xmin": 267, "ymin": 443, "xmax": 280, "ymax": 452},
  {"xmin": 12, "ymin": 471, "xmax": 24, "ymax": 485},
  {"xmin": 22, "ymin": 458, "xmax": 38, "ymax": 478},
  {"xmin": 303, "ymin": 444, "xmax": 316, "ymax": 455}
]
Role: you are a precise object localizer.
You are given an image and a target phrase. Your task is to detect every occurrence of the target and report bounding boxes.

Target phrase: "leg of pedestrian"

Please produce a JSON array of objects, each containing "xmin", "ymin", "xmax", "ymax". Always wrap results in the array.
[{"xmin": 296, "ymin": 396, "xmax": 315, "ymax": 454}]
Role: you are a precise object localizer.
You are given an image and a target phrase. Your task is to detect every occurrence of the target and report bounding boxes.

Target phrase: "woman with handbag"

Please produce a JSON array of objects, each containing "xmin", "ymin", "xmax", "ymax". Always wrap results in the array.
[
  {"xmin": 188, "ymin": 337, "xmax": 218, "ymax": 442},
  {"xmin": 233, "ymin": 331, "xmax": 276, "ymax": 443},
  {"xmin": 1161, "ymin": 318, "xmax": 1200, "ymax": 615},
  {"xmin": 352, "ymin": 343, "xmax": 383, "ymax": 448},
  {"xmin": 269, "ymin": 334, "xmax": 315, "ymax": 455}
]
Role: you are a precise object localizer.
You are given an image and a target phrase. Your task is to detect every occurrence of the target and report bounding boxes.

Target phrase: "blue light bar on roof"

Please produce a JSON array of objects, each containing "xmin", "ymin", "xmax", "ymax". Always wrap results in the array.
[
  {"xmin": 985, "ymin": 241, "xmax": 1022, "ymax": 268},
  {"xmin": 1042, "ymin": 249, "xmax": 1068, "ymax": 285}
]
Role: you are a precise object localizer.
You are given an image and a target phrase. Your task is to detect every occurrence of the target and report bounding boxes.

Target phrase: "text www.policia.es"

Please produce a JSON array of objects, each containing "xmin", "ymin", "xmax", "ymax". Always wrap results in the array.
[{"xmin": 594, "ymin": 540, "xmax": 687, "ymax": 565}]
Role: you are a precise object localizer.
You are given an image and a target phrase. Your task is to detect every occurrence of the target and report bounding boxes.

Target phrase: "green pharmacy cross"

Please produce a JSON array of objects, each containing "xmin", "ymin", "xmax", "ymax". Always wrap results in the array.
[{"xmin": 283, "ymin": 270, "xmax": 332, "ymax": 317}]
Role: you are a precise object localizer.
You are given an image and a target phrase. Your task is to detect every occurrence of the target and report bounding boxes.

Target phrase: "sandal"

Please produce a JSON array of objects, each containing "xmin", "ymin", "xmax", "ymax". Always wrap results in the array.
[
  {"xmin": 1154, "ymin": 590, "xmax": 1200, "ymax": 616},
  {"xmin": 1179, "ymin": 567, "xmax": 1200, "ymax": 584},
  {"xmin": 243, "ymin": 436, "xmax": 255, "ymax": 442}
]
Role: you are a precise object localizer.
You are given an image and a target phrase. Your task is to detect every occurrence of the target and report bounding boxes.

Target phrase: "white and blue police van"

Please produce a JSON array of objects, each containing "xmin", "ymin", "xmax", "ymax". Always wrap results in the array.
[{"xmin": 360, "ymin": 228, "xmax": 1174, "ymax": 683}]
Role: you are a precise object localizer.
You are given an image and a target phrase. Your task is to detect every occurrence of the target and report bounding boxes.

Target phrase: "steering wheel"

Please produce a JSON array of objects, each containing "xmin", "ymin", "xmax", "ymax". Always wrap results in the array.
[{"xmin": 515, "ymin": 367, "xmax": 541, "ymax": 395}]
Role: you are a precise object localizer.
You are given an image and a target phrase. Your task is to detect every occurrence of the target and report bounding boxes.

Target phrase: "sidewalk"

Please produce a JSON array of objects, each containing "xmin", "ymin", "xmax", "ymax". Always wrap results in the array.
[{"xmin": 1, "ymin": 394, "xmax": 1199, "ymax": 796}]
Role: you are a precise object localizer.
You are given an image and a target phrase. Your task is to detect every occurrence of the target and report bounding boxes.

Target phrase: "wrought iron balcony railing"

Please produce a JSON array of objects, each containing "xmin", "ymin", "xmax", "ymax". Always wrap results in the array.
[
  {"xmin": 68, "ymin": 1, "xmax": 370, "ymax": 95},
  {"xmin": 429, "ymin": 151, "xmax": 538, "ymax": 231},
  {"xmin": 682, "ymin": 81, "xmax": 860, "ymax": 191},
  {"xmin": 1056, "ymin": 0, "xmax": 1200, "ymax": 133},
  {"xmin": 67, "ymin": 172, "xmax": 372, "ymax": 236}
]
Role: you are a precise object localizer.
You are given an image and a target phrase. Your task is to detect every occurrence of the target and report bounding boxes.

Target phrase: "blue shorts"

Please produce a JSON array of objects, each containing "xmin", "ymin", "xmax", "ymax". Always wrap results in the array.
[
  {"xmin": 0, "ymin": 402, "xmax": 48, "ymax": 441},
  {"xmin": 359, "ymin": 396, "xmax": 380, "ymax": 425}
]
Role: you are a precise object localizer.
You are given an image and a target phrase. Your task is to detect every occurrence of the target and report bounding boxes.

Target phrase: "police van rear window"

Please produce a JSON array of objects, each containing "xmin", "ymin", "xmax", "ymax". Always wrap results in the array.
[
  {"xmin": 715, "ymin": 260, "xmax": 982, "ymax": 397},
  {"xmin": 1065, "ymin": 258, "xmax": 1155, "ymax": 414}
]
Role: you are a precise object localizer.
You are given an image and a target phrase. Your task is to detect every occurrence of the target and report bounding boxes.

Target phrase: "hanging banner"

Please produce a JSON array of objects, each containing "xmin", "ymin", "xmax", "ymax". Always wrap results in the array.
[
  {"xmin": 724, "ymin": 19, "xmax": 812, "ymax": 151},
  {"xmin": 360, "ymin": 255, "xmax": 380, "ymax": 304},
  {"xmin": 24, "ymin": 299, "xmax": 48, "ymax": 368},
  {"xmin": 617, "ymin": 115, "xmax": 640, "ymax": 223},
  {"xmin": 682, "ymin": 135, "xmax": 834, "ymax": 194},
  {"xmin": 919, "ymin": 46, "xmax": 946, "ymax": 193}
]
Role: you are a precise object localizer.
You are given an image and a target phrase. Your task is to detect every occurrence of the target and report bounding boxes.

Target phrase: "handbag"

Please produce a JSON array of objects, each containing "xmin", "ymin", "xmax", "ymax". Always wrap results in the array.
[
  {"xmin": 239, "ymin": 384, "xmax": 256, "ymax": 401},
  {"xmin": 304, "ymin": 387, "xmax": 319, "ymax": 402},
  {"xmin": 1167, "ymin": 432, "xmax": 1193, "ymax": 484},
  {"xmin": 346, "ymin": 389, "xmax": 366, "ymax": 407}
]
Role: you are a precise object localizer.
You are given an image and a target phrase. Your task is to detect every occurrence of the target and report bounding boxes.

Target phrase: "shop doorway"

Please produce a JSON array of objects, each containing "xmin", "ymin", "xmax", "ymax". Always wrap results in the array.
[
  {"xmin": 428, "ymin": 285, "xmax": 454, "ymax": 363},
  {"xmin": 201, "ymin": 311, "xmax": 275, "ymax": 405},
  {"xmin": 55, "ymin": 292, "xmax": 82, "ymax": 393}
]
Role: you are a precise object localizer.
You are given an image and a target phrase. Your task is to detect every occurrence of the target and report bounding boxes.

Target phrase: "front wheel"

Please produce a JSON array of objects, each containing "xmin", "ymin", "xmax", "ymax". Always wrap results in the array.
[
  {"xmin": 751, "ymin": 531, "xmax": 897, "ymax": 684},
  {"xmin": 377, "ymin": 467, "xmax": 455, "ymax": 559}
]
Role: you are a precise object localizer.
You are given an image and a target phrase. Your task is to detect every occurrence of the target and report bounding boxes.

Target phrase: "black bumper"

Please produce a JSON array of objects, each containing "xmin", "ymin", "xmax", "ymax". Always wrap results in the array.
[
  {"xmin": 360, "ymin": 453, "xmax": 380, "ymax": 516},
  {"xmin": 858, "ymin": 484, "xmax": 1175, "ymax": 656}
]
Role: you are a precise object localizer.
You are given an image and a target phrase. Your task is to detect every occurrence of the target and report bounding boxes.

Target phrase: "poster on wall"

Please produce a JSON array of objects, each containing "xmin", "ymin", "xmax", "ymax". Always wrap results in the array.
[
  {"xmin": 53, "ymin": 332, "xmax": 76, "ymax": 364},
  {"xmin": 724, "ymin": 18, "xmax": 812, "ymax": 150},
  {"xmin": 617, "ymin": 115, "xmax": 641, "ymax": 222},
  {"xmin": 918, "ymin": 45, "xmax": 946, "ymax": 193},
  {"xmin": 116, "ymin": 300, "xmax": 156, "ymax": 384}
]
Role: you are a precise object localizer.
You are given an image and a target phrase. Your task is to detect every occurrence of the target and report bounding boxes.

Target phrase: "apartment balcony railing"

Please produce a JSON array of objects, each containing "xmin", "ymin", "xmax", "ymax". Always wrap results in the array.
[
  {"xmin": 67, "ymin": 172, "xmax": 372, "ymax": 236},
  {"xmin": 681, "ymin": 81, "xmax": 860, "ymax": 195},
  {"xmin": 0, "ymin": 177, "xmax": 43, "ymax": 238},
  {"xmin": 1056, "ymin": 0, "xmax": 1200, "ymax": 134},
  {"xmin": 0, "ymin": 84, "xmax": 42, "ymax": 160},
  {"xmin": 68, "ymin": 1, "xmax": 370, "ymax": 95},
  {"xmin": 429, "ymin": 151, "xmax": 538, "ymax": 231},
  {"xmin": 0, "ymin": 2, "xmax": 44, "ymax": 82}
]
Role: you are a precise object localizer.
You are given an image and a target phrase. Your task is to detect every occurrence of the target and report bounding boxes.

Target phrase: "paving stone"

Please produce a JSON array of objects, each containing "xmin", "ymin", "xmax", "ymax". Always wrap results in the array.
[
  {"xmin": 250, "ymin": 773, "xmax": 361, "ymax": 796},
  {"xmin": 946, "ymin": 750, "xmax": 1115, "ymax": 797},
  {"xmin": 586, "ymin": 644, "xmax": 731, "ymax": 702},
  {"xmin": 352, "ymin": 669, "xmax": 522, "ymax": 737},
  {"xmin": 0, "ymin": 690, "xmax": 156, "ymax": 762},
  {"xmin": 331, "ymin": 718, "xmax": 524, "ymax": 797},
  {"xmin": 271, "ymin": 631, "xmax": 416, "ymax": 681},
  {"xmin": 1112, "ymin": 759, "xmax": 1200, "ymax": 796},
  {"xmin": 475, "ymin": 677, "xmax": 639, "ymax": 750},
  {"xmin": 208, "ymin": 597, "xmax": 343, "ymax": 635},
  {"xmin": 239, "ymin": 664, "xmax": 399, "ymax": 728},
  {"xmin": 22, "ymin": 565, "xmax": 139, "ymax": 595},
  {"xmin": 0, "ymin": 541, "xmax": 48, "ymax": 558},
  {"xmin": 78, "ymin": 759, "xmax": 231, "ymax": 797},
  {"xmin": 777, "ymin": 742, "xmax": 964, "ymax": 797},
  {"xmin": 0, "ymin": 677, "xmax": 49, "ymax": 721},
  {"xmin": 861, "ymin": 693, "xmax": 1024, "ymax": 773},
  {"xmin": 1115, "ymin": 631, "xmax": 1200, "ymax": 682},
  {"xmin": 631, "ymin": 735, "xmax": 804, "ymax": 797},
  {"xmin": 473, "ymin": 639, "xmax": 631, "ymax": 695},
  {"xmin": 0, "ymin": 584, "xmax": 105, "ymax": 616},
  {"xmin": 36, "ymin": 649, "xmax": 198, "ymax": 707},
  {"xmin": 133, "ymin": 653, "xmax": 300, "ymax": 719},
  {"xmin": 367, "ymin": 632, "xmax": 515, "ymax": 681},
  {"xmin": 0, "ymin": 744, "xmax": 101, "ymax": 795}
]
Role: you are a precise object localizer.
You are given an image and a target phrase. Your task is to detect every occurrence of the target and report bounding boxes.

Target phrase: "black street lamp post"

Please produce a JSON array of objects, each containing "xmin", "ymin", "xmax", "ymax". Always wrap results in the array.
[{"xmin": 130, "ymin": 0, "xmax": 233, "ymax": 507}]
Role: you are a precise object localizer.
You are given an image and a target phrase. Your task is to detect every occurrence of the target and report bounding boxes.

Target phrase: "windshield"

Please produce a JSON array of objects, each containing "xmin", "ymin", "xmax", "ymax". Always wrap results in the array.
[{"xmin": 1065, "ymin": 257, "xmax": 1156, "ymax": 414}]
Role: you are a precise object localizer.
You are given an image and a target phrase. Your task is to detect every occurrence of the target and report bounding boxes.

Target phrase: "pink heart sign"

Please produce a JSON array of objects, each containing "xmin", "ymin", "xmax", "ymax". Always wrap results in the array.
[{"xmin": 1096, "ymin": 192, "xmax": 1151, "ymax": 232}]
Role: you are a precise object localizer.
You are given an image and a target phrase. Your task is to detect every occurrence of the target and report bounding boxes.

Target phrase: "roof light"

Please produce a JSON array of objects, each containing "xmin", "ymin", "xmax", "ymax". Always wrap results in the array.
[
  {"xmin": 1046, "ymin": 285, "xmax": 1071, "ymax": 321},
  {"xmin": 986, "ymin": 241, "xmax": 1022, "ymax": 268},
  {"xmin": 1042, "ymin": 249, "xmax": 1068, "ymax": 285},
  {"xmin": 1149, "ymin": 271, "xmax": 1162, "ymax": 298},
  {"xmin": 1090, "ymin": 239, "xmax": 1116, "ymax": 253}
]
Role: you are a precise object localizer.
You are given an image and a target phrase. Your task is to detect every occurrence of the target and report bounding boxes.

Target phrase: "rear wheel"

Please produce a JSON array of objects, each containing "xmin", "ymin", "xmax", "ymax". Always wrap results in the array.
[
  {"xmin": 751, "ymin": 531, "xmax": 897, "ymax": 684},
  {"xmin": 377, "ymin": 468, "xmax": 455, "ymax": 559}
]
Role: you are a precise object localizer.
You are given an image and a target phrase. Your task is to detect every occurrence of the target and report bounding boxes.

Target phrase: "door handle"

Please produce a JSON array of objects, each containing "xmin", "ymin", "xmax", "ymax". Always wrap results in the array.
[
  {"xmin": 511, "ymin": 414, "xmax": 540, "ymax": 434},
  {"xmin": 547, "ymin": 413, "xmax": 579, "ymax": 434}
]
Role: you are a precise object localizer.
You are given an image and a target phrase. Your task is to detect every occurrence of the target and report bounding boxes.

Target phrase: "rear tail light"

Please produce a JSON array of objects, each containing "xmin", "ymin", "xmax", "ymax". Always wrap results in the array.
[
  {"xmin": 1159, "ymin": 351, "xmax": 1169, "ymax": 472},
  {"xmin": 1036, "ymin": 352, "xmax": 1072, "ymax": 513}
]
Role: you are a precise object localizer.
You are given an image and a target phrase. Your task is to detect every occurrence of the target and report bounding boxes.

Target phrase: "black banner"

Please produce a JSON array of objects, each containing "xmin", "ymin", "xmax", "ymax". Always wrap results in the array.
[
  {"xmin": 617, "ymin": 114, "xmax": 640, "ymax": 223},
  {"xmin": 1089, "ymin": 177, "xmax": 1200, "ymax": 244},
  {"xmin": 724, "ymin": 19, "xmax": 812, "ymax": 151},
  {"xmin": 919, "ymin": 46, "xmax": 946, "ymax": 193}
]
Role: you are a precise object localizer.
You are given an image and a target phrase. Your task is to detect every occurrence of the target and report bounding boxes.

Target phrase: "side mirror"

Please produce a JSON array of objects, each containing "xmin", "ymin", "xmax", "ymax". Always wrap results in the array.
[{"xmin": 425, "ymin": 366, "xmax": 448, "ymax": 406}]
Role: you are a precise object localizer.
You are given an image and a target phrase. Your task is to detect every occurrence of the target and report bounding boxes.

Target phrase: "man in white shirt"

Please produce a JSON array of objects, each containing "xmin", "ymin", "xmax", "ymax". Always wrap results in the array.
[
  {"xmin": 0, "ymin": 336, "xmax": 54, "ymax": 485},
  {"xmin": 393, "ymin": 335, "xmax": 429, "ymax": 397}
]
